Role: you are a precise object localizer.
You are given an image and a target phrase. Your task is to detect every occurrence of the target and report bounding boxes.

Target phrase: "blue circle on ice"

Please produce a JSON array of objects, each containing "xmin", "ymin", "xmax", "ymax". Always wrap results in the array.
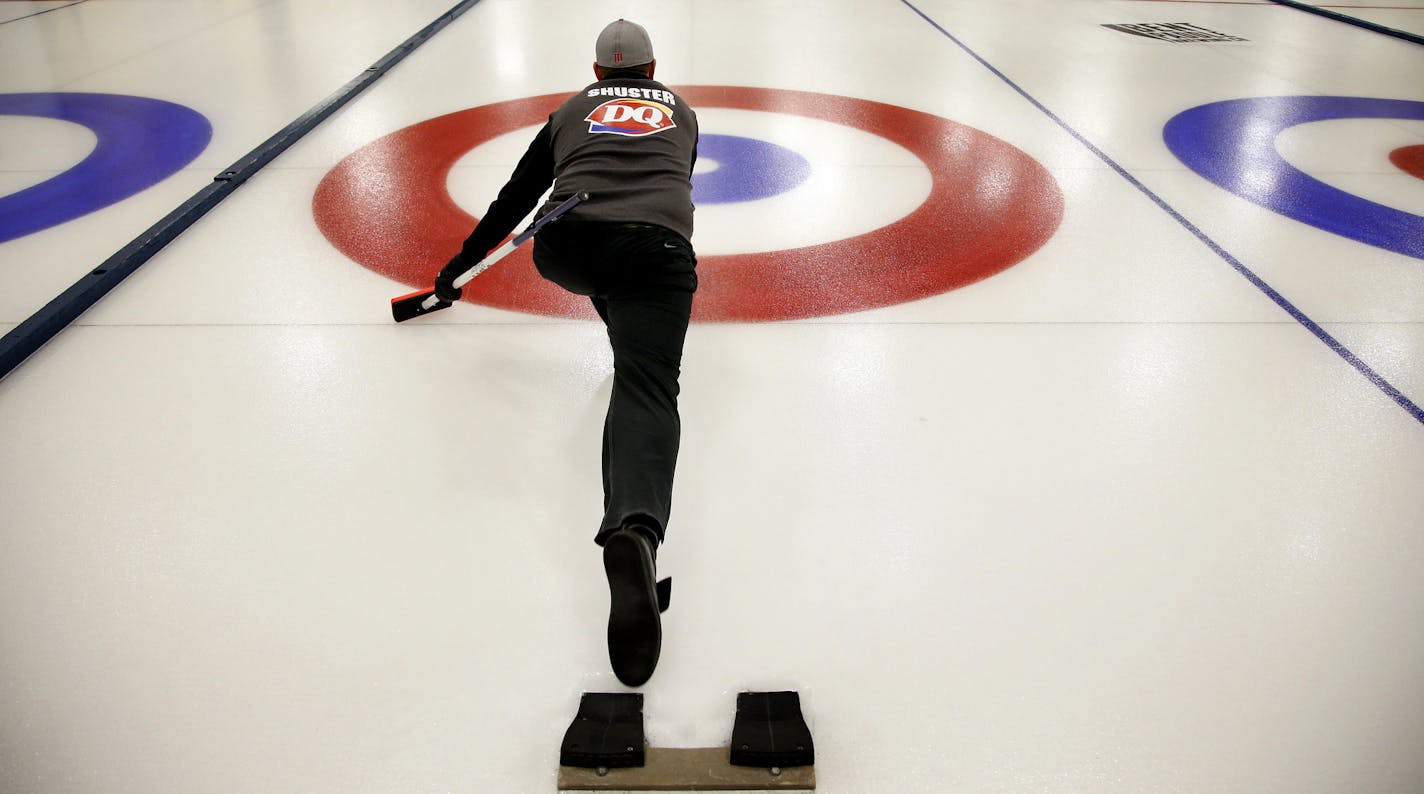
[
  {"xmin": 691, "ymin": 134, "xmax": 811, "ymax": 204},
  {"xmin": 0, "ymin": 92, "xmax": 211, "ymax": 244},
  {"xmin": 1164, "ymin": 96, "xmax": 1424, "ymax": 260}
]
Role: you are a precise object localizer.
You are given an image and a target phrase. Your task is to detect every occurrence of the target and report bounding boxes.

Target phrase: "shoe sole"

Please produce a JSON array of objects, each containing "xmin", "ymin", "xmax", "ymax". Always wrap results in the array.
[{"xmin": 603, "ymin": 532, "xmax": 661, "ymax": 687}]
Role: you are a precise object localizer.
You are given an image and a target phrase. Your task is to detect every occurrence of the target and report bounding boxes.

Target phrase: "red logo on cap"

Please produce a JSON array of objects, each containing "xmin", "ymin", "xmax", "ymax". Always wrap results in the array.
[
  {"xmin": 613, "ymin": 52, "xmax": 624, "ymax": 64},
  {"xmin": 584, "ymin": 99, "xmax": 675, "ymax": 137}
]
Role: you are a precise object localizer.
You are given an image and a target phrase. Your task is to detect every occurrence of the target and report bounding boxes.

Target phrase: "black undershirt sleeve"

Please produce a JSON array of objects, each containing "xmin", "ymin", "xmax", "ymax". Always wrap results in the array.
[{"xmin": 444, "ymin": 121, "xmax": 556, "ymax": 275}]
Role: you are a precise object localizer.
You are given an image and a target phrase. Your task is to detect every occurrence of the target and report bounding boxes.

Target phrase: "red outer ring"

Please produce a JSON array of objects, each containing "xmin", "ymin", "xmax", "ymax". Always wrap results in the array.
[{"xmin": 313, "ymin": 86, "xmax": 1063, "ymax": 321}]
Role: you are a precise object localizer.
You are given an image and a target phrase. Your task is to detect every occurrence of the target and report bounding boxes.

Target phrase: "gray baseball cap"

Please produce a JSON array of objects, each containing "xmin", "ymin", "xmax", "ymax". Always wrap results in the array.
[{"xmin": 595, "ymin": 19, "xmax": 654, "ymax": 68}]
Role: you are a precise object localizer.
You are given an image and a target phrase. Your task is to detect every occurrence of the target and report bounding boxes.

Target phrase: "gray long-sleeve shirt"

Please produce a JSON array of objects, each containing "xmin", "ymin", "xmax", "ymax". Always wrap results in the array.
[{"xmin": 451, "ymin": 76, "xmax": 698, "ymax": 271}]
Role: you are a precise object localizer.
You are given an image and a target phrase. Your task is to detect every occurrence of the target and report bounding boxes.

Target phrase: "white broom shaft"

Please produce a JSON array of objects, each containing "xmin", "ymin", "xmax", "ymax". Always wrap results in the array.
[
  {"xmin": 418, "ymin": 240, "xmax": 517, "ymax": 310},
  {"xmin": 452, "ymin": 238, "xmax": 517, "ymax": 289},
  {"xmin": 421, "ymin": 191, "xmax": 588, "ymax": 309}
]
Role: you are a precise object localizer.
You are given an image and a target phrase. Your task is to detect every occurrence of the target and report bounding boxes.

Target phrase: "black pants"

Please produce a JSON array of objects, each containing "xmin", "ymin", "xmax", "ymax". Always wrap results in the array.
[{"xmin": 532, "ymin": 221, "xmax": 697, "ymax": 547}]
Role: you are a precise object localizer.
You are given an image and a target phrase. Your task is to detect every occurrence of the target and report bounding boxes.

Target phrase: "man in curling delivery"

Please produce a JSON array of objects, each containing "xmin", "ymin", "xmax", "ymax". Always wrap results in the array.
[{"xmin": 435, "ymin": 19, "xmax": 699, "ymax": 687}]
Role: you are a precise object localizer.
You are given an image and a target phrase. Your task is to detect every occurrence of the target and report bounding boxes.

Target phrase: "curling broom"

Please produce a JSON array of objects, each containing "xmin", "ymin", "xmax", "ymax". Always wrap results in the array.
[{"xmin": 391, "ymin": 191, "xmax": 589, "ymax": 322}]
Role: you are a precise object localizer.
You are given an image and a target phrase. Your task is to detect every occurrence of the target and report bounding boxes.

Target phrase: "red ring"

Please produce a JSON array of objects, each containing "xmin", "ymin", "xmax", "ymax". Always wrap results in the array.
[{"xmin": 313, "ymin": 86, "xmax": 1063, "ymax": 321}]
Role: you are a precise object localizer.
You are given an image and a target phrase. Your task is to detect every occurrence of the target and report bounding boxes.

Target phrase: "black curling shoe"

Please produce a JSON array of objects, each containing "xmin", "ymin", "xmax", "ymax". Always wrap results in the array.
[{"xmin": 603, "ymin": 526, "xmax": 671, "ymax": 687}]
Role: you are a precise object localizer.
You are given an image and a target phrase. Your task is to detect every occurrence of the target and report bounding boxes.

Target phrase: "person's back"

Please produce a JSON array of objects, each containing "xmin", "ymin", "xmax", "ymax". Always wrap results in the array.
[{"xmin": 546, "ymin": 76, "xmax": 697, "ymax": 239}]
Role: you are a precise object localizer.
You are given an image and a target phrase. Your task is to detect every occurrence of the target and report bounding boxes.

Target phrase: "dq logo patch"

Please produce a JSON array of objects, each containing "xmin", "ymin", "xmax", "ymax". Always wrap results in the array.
[{"xmin": 585, "ymin": 99, "xmax": 676, "ymax": 136}]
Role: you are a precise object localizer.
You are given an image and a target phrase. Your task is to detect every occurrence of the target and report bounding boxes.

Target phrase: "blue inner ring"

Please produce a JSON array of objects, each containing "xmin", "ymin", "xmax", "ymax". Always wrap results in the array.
[
  {"xmin": 0, "ymin": 92, "xmax": 211, "ymax": 244},
  {"xmin": 691, "ymin": 133, "xmax": 812, "ymax": 205}
]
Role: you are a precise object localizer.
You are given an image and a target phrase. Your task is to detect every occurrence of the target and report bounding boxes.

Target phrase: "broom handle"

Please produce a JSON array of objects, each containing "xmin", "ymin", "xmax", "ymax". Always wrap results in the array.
[{"xmin": 423, "ymin": 191, "xmax": 589, "ymax": 309}]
